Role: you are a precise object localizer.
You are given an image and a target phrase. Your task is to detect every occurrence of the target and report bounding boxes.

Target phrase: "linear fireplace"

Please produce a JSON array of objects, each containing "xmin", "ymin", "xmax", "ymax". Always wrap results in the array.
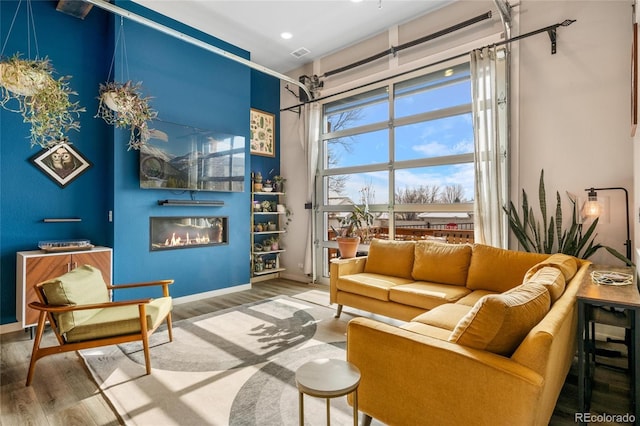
[{"xmin": 150, "ymin": 216, "xmax": 228, "ymax": 251}]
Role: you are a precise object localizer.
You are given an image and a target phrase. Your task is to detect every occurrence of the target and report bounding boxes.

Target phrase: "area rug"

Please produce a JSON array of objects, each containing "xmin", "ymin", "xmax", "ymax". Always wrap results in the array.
[{"xmin": 80, "ymin": 296, "xmax": 368, "ymax": 426}]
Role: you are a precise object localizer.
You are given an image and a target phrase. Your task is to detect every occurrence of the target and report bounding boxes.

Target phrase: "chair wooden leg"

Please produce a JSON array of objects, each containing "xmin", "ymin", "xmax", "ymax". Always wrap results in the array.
[
  {"xmin": 139, "ymin": 305, "xmax": 151, "ymax": 375},
  {"xmin": 26, "ymin": 311, "xmax": 47, "ymax": 386},
  {"xmin": 166, "ymin": 312, "xmax": 173, "ymax": 342}
]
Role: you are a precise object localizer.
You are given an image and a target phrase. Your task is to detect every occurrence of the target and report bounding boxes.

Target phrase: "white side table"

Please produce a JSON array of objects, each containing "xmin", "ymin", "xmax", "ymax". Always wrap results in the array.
[{"xmin": 295, "ymin": 358, "xmax": 361, "ymax": 426}]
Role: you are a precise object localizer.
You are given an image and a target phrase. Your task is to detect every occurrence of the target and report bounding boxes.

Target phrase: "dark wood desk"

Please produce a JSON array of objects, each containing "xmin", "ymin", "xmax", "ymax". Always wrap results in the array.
[{"xmin": 577, "ymin": 265, "xmax": 640, "ymax": 425}]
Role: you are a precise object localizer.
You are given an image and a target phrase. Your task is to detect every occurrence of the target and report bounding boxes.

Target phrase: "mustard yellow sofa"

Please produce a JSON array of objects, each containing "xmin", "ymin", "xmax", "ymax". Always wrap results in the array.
[{"xmin": 330, "ymin": 239, "xmax": 590, "ymax": 426}]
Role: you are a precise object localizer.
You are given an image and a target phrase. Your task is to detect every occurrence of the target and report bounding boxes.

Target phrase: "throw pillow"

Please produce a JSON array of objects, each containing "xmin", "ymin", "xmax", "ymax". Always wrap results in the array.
[
  {"xmin": 412, "ymin": 241, "xmax": 472, "ymax": 286},
  {"xmin": 523, "ymin": 266, "xmax": 566, "ymax": 304},
  {"xmin": 524, "ymin": 253, "xmax": 578, "ymax": 282},
  {"xmin": 448, "ymin": 282, "xmax": 551, "ymax": 356},
  {"xmin": 363, "ymin": 238, "xmax": 415, "ymax": 279},
  {"xmin": 40, "ymin": 265, "xmax": 110, "ymax": 334}
]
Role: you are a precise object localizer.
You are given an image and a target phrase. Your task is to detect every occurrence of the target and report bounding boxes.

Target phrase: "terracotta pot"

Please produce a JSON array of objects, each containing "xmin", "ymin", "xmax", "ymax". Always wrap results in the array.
[{"xmin": 336, "ymin": 236, "xmax": 360, "ymax": 259}]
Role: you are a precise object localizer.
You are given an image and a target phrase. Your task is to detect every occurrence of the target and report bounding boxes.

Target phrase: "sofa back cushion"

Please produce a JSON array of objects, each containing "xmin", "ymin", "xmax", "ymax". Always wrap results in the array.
[
  {"xmin": 40, "ymin": 265, "xmax": 110, "ymax": 334},
  {"xmin": 412, "ymin": 241, "xmax": 472, "ymax": 286},
  {"xmin": 466, "ymin": 244, "xmax": 549, "ymax": 292},
  {"xmin": 448, "ymin": 282, "xmax": 550, "ymax": 356},
  {"xmin": 363, "ymin": 239, "xmax": 415, "ymax": 279}
]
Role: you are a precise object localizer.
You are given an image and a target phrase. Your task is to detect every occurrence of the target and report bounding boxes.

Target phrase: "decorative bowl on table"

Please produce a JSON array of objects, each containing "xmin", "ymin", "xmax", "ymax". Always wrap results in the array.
[{"xmin": 38, "ymin": 239, "xmax": 94, "ymax": 252}]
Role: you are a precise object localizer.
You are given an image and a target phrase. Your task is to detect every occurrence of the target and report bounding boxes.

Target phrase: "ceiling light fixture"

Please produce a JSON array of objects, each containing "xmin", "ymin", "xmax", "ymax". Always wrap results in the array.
[{"xmin": 280, "ymin": 32, "xmax": 292, "ymax": 40}]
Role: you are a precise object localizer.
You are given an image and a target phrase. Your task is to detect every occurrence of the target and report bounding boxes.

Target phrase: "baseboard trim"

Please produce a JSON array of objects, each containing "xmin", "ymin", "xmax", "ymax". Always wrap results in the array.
[
  {"xmin": 0, "ymin": 322, "xmax": 24, "ymax": 335},
  {"xmin": 172, "ymin": 283, "xmax": 251, "ymax": 305}
]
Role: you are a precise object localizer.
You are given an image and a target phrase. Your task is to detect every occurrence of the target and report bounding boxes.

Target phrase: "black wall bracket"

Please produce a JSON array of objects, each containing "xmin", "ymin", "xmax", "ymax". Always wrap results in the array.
[{"xmin": 548, "ymin": 28, "xmax": 557, "ymax": 54}]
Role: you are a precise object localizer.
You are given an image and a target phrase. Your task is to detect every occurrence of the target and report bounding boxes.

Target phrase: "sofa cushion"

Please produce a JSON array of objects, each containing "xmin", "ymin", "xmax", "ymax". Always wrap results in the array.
[
  {"xmin": 523, "ymin": 266, "xmax": 566, "ymax": 304},
  {"xmin": 363, "ymin": 239, "xmax": 416, "ymax": 279},
  {"xmin": 40, "ymin": 265, "xmax": 110, "ymax": 334},
  {"xmin": 524, "ymin": 253, "xmax": 578, "ymax": 282},
  {"xmin": 455, "ymin": 290, "xmax": 497, "ymax": 307},
  {"xmin": 411, "ymin": 303, "xmax": 474, "ymax": 331},
  {"xmin": 412, "ymin": 241, "xmax": 472, "ymax": 286},
  {"xmin": 466, "ymin": 244, "xmax": 549, "ymax": 293},
  {"xmin": 65, "ymin": 297, "xmax": 172, "ymax": 343},
  {"xmin": 390, "ymin": 283, "xmax": 471, "ymax": 310},
  {"xmin": 448, "ymin": 282, "xmax": 551, "ymax": 356},
  {"xmin": 336, "ymin": 273, "xmax": 414, "ymax": 301},
  {"xmin": 401, "ymin": 321, "xmax": 452, "ymax": 341}
]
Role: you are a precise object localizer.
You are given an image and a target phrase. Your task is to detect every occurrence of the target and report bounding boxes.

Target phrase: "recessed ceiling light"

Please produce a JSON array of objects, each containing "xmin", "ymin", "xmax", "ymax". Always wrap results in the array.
[
  {"xmin": 444, "ymin": 68, "xmax": 454, "ymax": 77},
  {"xmin": 281, "ymin": 32, "xmax": 293, "ymax": 40},
  {"xmin": 351, "ymin": 0, "xmax": 363, "ymax": 3}
]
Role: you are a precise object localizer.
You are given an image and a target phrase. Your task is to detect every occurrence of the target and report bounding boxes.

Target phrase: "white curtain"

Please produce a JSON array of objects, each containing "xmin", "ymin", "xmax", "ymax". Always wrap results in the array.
[
  {"xmin": 471, "ymin": 46, "xmax": 508, "ymax": 248},
  {"xmin": 300, "ymin": 102, "xmax": 321, "ymax": 279}
]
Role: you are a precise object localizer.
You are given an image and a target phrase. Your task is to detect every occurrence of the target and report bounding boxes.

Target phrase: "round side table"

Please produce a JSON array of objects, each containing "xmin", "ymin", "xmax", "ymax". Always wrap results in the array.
[{"xmin": 295, "ymin": 358, "xmax": 361, "ymax": 426}]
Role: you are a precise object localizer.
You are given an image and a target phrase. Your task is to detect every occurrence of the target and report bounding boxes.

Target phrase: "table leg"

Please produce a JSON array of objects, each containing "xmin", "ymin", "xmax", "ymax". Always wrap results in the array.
[
  {"xmin": 632, "ymin": 308, "xmax": 639, "ymax": 425},
  {"xmin": 353, "ymin": 390, "xmax": 358, "ymax": 426},
  {"xmin": 577, "ymin": 300, "xmax": 588, "ymax": 425},
  {"xmin": 326, "ymin": 398, "xmax": 330, "ymax": 426},
  {"xmin": 299, "ymin": 392, "xmax": 304, "ymax": 426}
]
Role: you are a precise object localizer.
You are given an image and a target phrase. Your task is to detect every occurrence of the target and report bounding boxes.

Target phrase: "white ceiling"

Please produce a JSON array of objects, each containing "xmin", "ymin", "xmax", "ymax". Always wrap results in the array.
[{"xmin": 131, "ymin": 0, "xmax": 455, "ymax": 74}]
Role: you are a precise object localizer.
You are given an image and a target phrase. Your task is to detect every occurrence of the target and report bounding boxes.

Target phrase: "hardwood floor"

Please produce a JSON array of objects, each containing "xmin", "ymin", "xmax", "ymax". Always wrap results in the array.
[{"xmin": 1, "ymin": 279, "xmax": 633, "ymax": 425}]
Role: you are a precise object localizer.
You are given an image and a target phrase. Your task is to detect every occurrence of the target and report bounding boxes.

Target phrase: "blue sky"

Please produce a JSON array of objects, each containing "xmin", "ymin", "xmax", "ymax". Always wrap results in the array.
[{"xmin": 326, "ymin": 68, "xmax": 475, "ymax": 207}]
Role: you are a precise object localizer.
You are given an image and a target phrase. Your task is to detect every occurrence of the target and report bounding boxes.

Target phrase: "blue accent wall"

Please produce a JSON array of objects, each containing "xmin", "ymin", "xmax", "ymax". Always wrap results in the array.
[
  {"xmin": 0, "ymin": 0, "xmax": 278, "ymax": 323},
  {"xmin": 250, "ymin": 70, "xmax": 281, "ymax": 180}
]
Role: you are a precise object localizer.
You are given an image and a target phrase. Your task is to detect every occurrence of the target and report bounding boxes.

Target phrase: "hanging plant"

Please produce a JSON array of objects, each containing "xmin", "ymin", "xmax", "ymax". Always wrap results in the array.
[
  {"xmin": 0, "ymin": 54, "xmax": 84, "ymax": 148},
  {"xmin": 95, "ymin": 80, "xmax": 157, "ymax": 150}
]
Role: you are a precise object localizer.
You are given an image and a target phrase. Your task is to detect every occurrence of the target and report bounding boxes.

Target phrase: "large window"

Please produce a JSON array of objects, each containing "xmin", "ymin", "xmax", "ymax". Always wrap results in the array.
[{"xmin": 318, "ymin": 62, "xmax": 474, "ymax": 278}]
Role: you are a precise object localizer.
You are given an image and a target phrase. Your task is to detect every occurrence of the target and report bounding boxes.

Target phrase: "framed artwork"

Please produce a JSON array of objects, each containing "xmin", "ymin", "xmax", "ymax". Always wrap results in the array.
[
  {"xmin": 29, "ymin": 142, "xmax": 92, "ymax": 188},
  {"xmin": 250, "ymin": 108, "xmax": 275, "ymax": 157},
  {"xmin": 632, "ymin": 22, "xmax": 638, "ymax": 137}
]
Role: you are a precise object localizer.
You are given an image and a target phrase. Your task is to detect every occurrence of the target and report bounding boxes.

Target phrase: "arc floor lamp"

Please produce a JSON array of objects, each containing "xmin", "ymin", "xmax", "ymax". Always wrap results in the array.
[{"xmin": 583, "ymin": 186, "xmax": 632, "ymax": 261}]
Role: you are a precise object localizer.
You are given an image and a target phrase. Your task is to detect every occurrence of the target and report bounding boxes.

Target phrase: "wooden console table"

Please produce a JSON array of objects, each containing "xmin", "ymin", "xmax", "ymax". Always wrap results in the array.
[
  {"xmin": 577, "ymin": 265, "xmax": 639, "ymax": 425},
  {"xmin": 16, "ymin": 247, "xmax": 112, "ymax": 329}
]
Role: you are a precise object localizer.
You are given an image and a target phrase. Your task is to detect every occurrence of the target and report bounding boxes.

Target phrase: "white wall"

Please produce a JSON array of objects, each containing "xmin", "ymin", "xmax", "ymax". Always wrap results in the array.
[
  {"xmin": 515, "ymin": 0, "xmax": 633, "ymax": 265},
  {"xmin": 278, "ymin": 0, "xmax": 635, "ymax": 284}
]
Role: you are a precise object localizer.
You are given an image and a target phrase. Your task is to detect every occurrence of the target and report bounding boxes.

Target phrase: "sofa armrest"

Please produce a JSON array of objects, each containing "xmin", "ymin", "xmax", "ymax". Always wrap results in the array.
[
  {"xmin": 347, "ymin": 317, "xmax": 544, "ymax": 426},
  {"xmin": 329, "ymin": 256, "xmax": 367, "ymax": 303}
]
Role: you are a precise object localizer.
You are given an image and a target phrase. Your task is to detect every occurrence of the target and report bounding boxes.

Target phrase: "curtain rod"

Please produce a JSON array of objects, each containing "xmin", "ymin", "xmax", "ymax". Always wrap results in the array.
[
  {"xmin": 282, "ymin": 18, "xmax": 576, "ymax": 112},
  {"xmin": 323, "ymin": 11, "xmax": 493, "ymax": 78},
  {"xmin": 83, "ymin": 0, "xmax": 313, "ymax": 100}
]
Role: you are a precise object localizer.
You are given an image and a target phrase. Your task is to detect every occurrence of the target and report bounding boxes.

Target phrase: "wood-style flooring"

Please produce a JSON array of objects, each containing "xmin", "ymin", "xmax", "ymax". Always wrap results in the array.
[{"xmin": 0, "ymin": 278, "xmax": 633, "ymax": 425}]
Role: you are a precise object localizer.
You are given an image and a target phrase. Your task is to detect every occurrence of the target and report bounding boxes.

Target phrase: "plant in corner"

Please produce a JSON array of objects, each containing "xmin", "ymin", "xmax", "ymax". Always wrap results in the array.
[
  {"xmin": 95, "ymin": 80, "xmax": 157, "ymax": 150},
  {"xmin": 331, "ymin": 204, "xmax": 374, "ymax": 259},
  {"xmin": 503, "ymin": 169, "xmax": 632, "ymax": 265},
  {"xmin": 0, "ymin": 54, "xmax": 84, "ymax": 148}
]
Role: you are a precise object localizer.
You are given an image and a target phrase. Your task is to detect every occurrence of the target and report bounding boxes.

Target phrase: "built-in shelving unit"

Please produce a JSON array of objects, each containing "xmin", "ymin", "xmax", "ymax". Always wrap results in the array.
[{"xmin": 251, "ymin": 191, "xmax": 286, "ymax": 282}]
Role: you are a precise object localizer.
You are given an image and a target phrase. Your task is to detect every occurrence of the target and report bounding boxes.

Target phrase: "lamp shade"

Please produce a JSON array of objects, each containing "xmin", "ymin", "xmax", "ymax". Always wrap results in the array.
[{"xmin": 582, "ymin": 199, "xmax": 601, "ymax": 218}]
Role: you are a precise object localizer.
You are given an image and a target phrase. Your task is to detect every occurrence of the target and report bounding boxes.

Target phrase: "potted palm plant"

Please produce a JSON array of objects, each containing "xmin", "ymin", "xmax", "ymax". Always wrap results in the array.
[
  {"xmin": 332, "ymin": 204, "xmax": 374, "ymax": 258},
  {"xmin": 0, "ymin": 54, "xmax": 84, "ymax": 148},
  {"xmin": 95, "ymin": 80, "xmax": 157, "ymax": 150}
]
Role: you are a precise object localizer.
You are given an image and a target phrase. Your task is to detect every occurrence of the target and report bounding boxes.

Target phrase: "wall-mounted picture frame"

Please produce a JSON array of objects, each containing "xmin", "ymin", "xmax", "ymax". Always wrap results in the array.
[
  {"xmin": 29, "ymin": 142, "xmax": 92, "ymax": 188},
  {"xmin": 250, "ymin": 108, "xmax": 275, "ymax": 157}
]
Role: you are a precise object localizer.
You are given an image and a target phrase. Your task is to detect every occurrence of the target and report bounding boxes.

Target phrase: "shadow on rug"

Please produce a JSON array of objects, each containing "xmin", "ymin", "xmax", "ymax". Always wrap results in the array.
[{"xmin": 80, "ymin": 296, "xmax": 370, "ymax": 426}]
